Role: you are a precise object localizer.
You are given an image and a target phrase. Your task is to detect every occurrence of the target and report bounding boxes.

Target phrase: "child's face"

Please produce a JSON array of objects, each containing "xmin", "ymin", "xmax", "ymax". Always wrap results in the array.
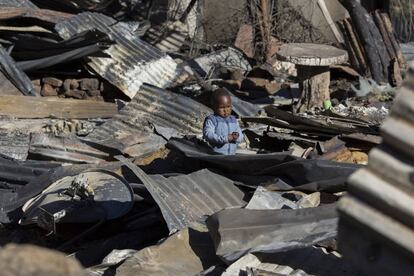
[{"xmin": 213, "ymin": 95, "xmax": 232, "ymax": 118}]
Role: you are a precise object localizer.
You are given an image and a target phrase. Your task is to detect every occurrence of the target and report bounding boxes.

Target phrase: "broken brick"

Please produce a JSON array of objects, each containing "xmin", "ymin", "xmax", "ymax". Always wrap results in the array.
[
  {"xmin": 65, "ymin": 90, "xmax": 86, "ymax": 99},
  {"xmin": 42, "ymin": 77, "xmax": 63, "ymax": 87},
  {"xmin": 63, "ymin": 79, "xmax": 80, "ymax": 92},
  {"xmin": 86, "ymin": 90, "xmax": 101, "ymax": 97},
  {"xmin": 41, "ymin": 84, "xmax": 58, "ymax": 97},
  {"xmin": 80, "ymin": 78, "xmax": 100, "ymax": 91}
]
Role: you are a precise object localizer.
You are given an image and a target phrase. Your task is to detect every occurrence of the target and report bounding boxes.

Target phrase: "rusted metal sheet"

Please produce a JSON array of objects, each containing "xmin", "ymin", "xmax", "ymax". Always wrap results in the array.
[
  {"xmin": 29, "ymin": 134, "xmax": 110, "ymax": 164},
  {"xmin": 0, "ymin": 0, "xmax": 37, "ymax": 8},
  {"xmin": 0, "ymin": 8, "xmax": 73, "ymax": 24},
  {"xmin": 55, "ymin": 12, "xmax": 182, "ymax": 99},
  {"xmin": 87, "ymin": 85, "xmax": 212, "ymax": 139},
  {"xmin": 115, "ymin": 156, "xmax": 246, "ymax": 233}
]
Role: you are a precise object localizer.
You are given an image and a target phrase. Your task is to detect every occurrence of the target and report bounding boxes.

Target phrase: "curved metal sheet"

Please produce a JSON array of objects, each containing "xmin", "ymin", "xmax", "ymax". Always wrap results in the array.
[
  {"xmin": 20, "ymin": 170, "xmax": 134, "ymax": 225},
  {"xmin": 55, "ymin": 12, "xmax": 181, "ymax": 99}
]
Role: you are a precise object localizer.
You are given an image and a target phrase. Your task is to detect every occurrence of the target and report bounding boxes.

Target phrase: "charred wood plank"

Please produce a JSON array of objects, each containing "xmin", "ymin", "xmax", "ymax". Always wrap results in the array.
[
  {"xmin": 380, "ymin": 12, "xmax": 406, "ymax": 69},
  {"xmin": 340, "ymin": 0, "xmax": 390, "ymax": 83},
  {"xmin": 338, "ymin": 20, "xmax": 361, "ymax": 73},
  {"xmin": 343, "ymin": 18, "xmax": 369, "ymax": 76}
]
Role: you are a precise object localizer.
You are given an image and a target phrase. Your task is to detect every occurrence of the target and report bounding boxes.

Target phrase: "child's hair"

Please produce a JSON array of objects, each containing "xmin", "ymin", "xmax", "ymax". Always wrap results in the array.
[{"xmin": 211, "ymin": 88, "xmax": 231, "ymax": 106}]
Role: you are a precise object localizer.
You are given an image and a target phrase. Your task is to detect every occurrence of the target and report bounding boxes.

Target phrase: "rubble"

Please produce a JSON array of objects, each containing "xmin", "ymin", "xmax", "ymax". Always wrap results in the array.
[{"xmin": 0, "ymin": 0, "xmax": 411, "ymax": 275}]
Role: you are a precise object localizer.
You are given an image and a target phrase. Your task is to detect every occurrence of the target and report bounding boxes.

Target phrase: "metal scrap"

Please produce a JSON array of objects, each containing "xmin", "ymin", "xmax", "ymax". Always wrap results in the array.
[
  {"xmin": 87, "ymin": 84, "xmax": 212, "ymax": 138},
  {"xmin": 189, "ymin": 48, "xmax": 252, "ymax": 78},
  {"xmin": 0, "ymin": 46, "xmax": 36, "ymax": 96},
  {"xmin": 29, "ymin": 134, "xmax": 110, "ymax": 164},
  {"xmin": 223, "ymin": 247, "xmax": 359, "ymax": 276},
  {"xmin": 0, "ymin": 7, "xmax": 73, "ymax": 24},
  {"xmin": 207, "ymin": 204, "xmax": 338, "ymax": 262},
  {"xmin": 0, "ymin": 0, "xmax": 37, "ymax": 8},
  {"xmin": 116, "ymin": 155, "xmax": 246, "ymax": 233},
  {"xmin": 0, "ymin": 132, "xmax": 30, "ymax": 161},
  {"xmin": 116, "ymin": 227, "xmax": 220, "ymax": 276},
  {"xmin": 20, "ymin": 170, "xmax": 134, "ymax": 227},
  {"xmin": 55, "ymin": 12, "xmax": 182, "ymax": 99}
]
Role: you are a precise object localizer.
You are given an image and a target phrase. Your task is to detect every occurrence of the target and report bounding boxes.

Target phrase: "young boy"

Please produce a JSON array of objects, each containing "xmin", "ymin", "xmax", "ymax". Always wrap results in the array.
[{"xmin": 203, "ymin": 89, "xmax": 244, "ymax": 155}]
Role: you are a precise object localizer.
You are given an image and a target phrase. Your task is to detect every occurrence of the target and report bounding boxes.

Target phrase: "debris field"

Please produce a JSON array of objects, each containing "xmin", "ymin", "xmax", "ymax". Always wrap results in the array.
[{"xmin": 0, "ymin": 0, "xmax": 412, "ymax": 275}]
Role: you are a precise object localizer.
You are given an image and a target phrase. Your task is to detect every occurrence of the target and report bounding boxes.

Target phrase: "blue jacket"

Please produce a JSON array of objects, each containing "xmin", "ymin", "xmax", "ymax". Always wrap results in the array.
[{"xmin": 203, "ymin": 114, "xmax": 244, "ymax": 155}]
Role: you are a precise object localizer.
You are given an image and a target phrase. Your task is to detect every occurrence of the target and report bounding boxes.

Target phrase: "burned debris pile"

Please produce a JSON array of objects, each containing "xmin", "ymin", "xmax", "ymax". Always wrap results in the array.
[{"xmin": 0, "ymin": 0, "xmax": 410, "ymax": 275}]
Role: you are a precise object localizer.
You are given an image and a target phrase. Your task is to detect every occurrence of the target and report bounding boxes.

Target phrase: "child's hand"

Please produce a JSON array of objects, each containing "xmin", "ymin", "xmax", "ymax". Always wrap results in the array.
[
  {"xmin": 232, "ymin": 132, "xmax": 239, "ymax": 140},
  {"xmin": 228, "ymin": 134, "xmax": 235, "ymax": 143}
]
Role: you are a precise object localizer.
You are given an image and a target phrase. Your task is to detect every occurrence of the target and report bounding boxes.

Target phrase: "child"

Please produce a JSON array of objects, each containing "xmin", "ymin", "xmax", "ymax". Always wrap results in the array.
[{"xmin": 203, "ymin": 89, "xmax": 244, "ymax": 155}]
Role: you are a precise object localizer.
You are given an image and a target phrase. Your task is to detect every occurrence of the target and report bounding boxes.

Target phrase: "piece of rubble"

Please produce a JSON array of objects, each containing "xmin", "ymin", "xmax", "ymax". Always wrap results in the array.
[
  {"xmin": 297, "ymin": 192, "xmax": 321, "ymax": 208},
  {"xmin": 56, "ymin": 12, "xmax": 182, "ymax": 99},
  {"xmin": 86, "ymin": 90, "xmax": 101, "ymax": 97},
  {"xmin": 43, "ymin": 77, "xmax": 63, "ymax": 87},
  {"xmin": 116, "ymin": 155, "xmax": 246, "ymax": 233},
  {"xmin": 65, "ymin": 89, "xmax": 85, "ymax": 99},
  {"xmin": 63, "ymin": 79, "xmax": 80, "ymax": 92},
  {"xmin": 190, "ymin": 48, "xmax": 252, "ymax": 78},
  {"xmin": 41, "ymin": 83, "xmax": 58, "ymax": 97},
  {"xmin": 0, "ymin": 244, "xmax": 86, "ymax": 276},
  {"xmin": 116, "ymin": 226, "xmax": 220, "ymax": 276},
  {"xmin": 246, "ymin": 187, "xmax": 297, "ymax": 210},
  {"xmin": 241, "ymin": 77, "xmax": 281, "ymax": 94},
  {"xmin": 277, "ymin": 43, "xmax": 348, "ymax": 112},
  {"xmin": 80, "ymin": 78, "xmax": 100, "ymax": 91},
  {"xmin": 223, "ymin": 247, "xmax": 359, "ymax": 276}
]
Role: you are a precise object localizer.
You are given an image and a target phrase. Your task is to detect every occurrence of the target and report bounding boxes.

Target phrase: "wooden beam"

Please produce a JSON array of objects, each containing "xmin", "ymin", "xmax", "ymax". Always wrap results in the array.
[
  {"xmin": 0, "ymin": 96, "xmax": 117, "ymax": 119},
  {"xmin": 317, "ymin": 0, "xmax": 345, "ymax": 43}
]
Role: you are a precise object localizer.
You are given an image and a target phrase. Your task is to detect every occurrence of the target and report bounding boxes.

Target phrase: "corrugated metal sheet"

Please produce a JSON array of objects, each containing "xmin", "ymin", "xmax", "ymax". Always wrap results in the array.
[
  {"xmin": 189, "ymin": 48, "xmax": 252, "ymax": 78},
  {"xmin": 338, "ymin": 68, "xmax": 414, "ymax": 275},
  {"xmin": 0, "ymin": 0, "xmax": 37, "ymax": 8},
  {"xmin": 144, "ymin": 21, "xmax": 188, "ymax": 53},
  {"xmin": 207, "ymin": 205, "xmax": 338, "ymax": 262},
  {"xmin": 115, "ymin": 156, "xmax": 246, "ymax": 233},
  {"xmin": 55, "ymin": 12, "xmax": 182, "ymax": 99},
  {"xmin": 229, "ymin": 92, "xmax": 261, "ymax": 117},
  {"xmin": 0, "ymin": 157, "xmax": 59, "ymax": 186},
  {"xmin": 0, "ymin": 132, "xmax": 30, "ymax": 160},
  {"xmin": 29, "ymin": 134, "xmax": 110, "ymax": 164},
  {"xmin": 87, "ymin": 85, "xmax": 212, "ymax": 140},
  {"xmin": 0, "ymin": 46, "xmax": 36, "ymax": 96}
]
